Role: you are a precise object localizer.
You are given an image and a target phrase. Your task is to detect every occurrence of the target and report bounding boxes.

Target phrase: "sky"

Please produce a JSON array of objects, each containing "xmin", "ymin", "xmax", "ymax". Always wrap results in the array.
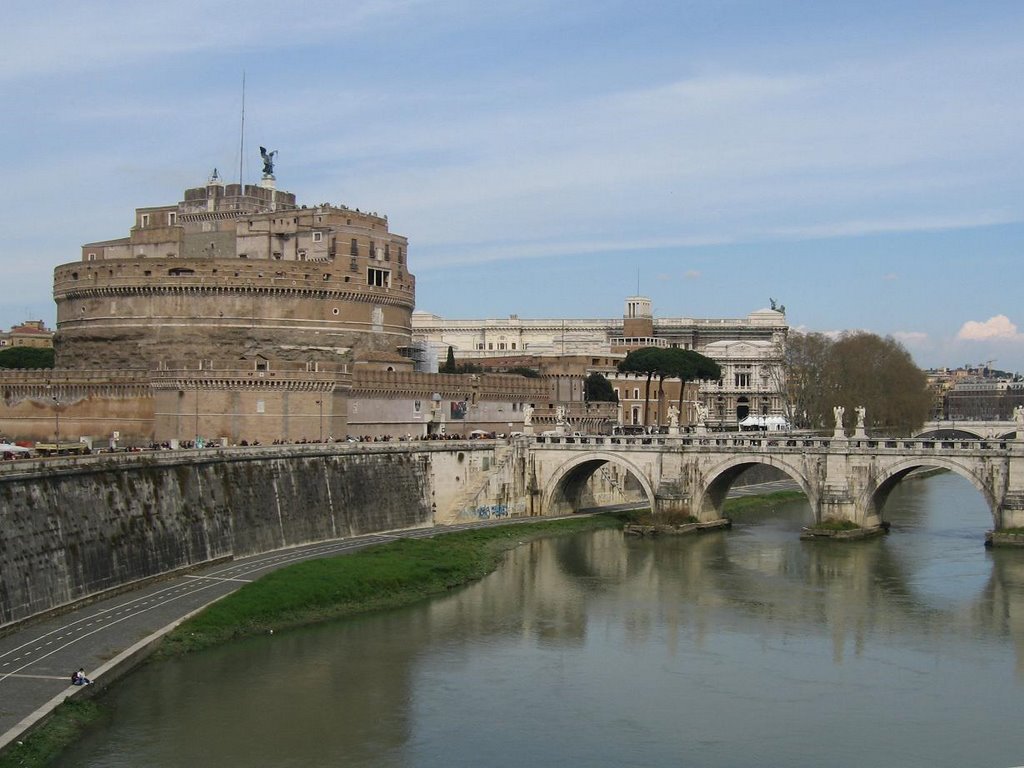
[{"xmin": 3, "ymin": 1, "xmax": 1023, "ymax": 372}]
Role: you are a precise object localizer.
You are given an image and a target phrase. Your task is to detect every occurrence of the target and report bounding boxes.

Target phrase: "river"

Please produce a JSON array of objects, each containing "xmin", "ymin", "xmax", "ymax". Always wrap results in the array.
[{"xmin": 54, "ymin": 472, "xmax": 1024, "ymax": 768}]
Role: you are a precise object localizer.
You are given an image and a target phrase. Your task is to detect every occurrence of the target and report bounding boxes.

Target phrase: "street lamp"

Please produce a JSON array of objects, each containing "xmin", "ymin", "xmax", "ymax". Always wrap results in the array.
[
  {"xmin": 316, "ymin": 398, "xmax": 324, "ymax": 442},
  {"xmin": 52, "ymin": 396, "xmax": 60, "ymax": 442}
]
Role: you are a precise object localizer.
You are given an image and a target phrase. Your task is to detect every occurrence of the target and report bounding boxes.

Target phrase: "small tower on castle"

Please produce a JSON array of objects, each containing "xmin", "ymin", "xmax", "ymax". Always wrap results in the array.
[
  {"xmin": 623, "ymin": 296, "xmax": 654, "ymax": 339},
  {"xmin": 205, "ymin": 168, "xmax": 224, "ymax": 212}
]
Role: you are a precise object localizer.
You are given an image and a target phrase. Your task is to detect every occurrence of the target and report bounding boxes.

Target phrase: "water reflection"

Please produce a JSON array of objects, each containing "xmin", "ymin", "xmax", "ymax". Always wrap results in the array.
[{"xmin": 56, "ymin": 472, "xmax": 1024, "ymax": 768}]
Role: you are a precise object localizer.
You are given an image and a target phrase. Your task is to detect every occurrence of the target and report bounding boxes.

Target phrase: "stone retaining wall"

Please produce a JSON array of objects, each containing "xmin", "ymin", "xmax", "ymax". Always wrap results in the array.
[{"xmin": 0, "ymin": 445, "xmax": 467, "ymax": 626}]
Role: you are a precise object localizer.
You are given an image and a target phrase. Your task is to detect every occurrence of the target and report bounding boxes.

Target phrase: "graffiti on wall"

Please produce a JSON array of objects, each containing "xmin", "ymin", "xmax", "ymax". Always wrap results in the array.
[{"xmin": 458, "ymin": 499, "xmax": 527, "ymax": 521}]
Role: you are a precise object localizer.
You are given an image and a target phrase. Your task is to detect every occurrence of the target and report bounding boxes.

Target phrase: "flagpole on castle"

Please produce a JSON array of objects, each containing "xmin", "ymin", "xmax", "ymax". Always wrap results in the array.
[{"xmin": 238, "ymin": 72, "xmax": 246, "ymax": 188}]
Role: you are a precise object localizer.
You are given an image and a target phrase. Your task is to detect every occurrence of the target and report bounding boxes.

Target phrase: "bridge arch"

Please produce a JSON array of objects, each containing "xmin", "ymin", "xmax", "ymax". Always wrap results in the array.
[
  {"xmin": 694, "ymin": 455, "xmax": 818, "ymax": 522},
  {"xmin": 861, "ymin": 458, "xmax": 998, "ymax": 527},
  {"xmin": 915, "ymin": 428, "xmax": 986, "ymax": 440},
  {"xmin": 540, "ymin": 452, "xmax": 657, "ymax": 516}
]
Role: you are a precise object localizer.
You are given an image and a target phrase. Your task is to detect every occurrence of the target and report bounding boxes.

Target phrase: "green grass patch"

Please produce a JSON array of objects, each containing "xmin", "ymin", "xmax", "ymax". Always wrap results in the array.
[
  {"xmin": 813, "ymin": 518, "xmax": 862, "ymax": 531},
  {"xmin": 721, "ymin": 490, "xmax": 806, "ymax": 514},
  {"xmin": 161, "ymin": 514, "xmax": 626, "ymax": 656},
  {"xmin": 0, "ymin": 699, "xmax": 103, "ymax": 768}
]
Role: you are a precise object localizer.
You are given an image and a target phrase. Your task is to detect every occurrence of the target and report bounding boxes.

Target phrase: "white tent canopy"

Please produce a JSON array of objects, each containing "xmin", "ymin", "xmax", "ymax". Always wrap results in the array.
[{"xmin": 738, "ymin": 416, "xmax": 791, "ymax": 431}]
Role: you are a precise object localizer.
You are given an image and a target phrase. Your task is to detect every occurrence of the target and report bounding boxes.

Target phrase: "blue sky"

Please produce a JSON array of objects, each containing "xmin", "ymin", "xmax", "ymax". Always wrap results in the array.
[{"xmin": 3, "ymin": 1, "xmax": 1023, "ymax": 371}]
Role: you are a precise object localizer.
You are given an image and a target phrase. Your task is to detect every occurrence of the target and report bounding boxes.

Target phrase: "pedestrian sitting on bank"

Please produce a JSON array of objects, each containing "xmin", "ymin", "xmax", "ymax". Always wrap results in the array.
[{"xmin": 72, "ymin": 668, "xmax": 92, "ymax": 686}]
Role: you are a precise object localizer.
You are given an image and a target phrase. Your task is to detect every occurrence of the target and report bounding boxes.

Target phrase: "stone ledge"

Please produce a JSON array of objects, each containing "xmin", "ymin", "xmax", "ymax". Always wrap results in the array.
[
  {"xmin": 799, "ymin": 522, "xmax": 889, "ymax": 541},
  {"xmin": 624, "ymin": 518, "xmax": 731, "ymax": 537},
  {"xmin": 984, "ymin": 531, "xmax": 1024, "ymax": 548}
]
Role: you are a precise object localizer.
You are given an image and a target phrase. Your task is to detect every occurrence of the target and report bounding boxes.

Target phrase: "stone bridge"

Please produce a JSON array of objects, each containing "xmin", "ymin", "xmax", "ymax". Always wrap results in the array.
[{"xmin": 525, "ymin": 432, "xmax": 1024, "ymax": 532}]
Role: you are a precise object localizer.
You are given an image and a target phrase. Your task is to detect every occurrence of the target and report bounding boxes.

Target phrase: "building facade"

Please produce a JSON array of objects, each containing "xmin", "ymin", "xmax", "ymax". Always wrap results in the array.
[
  {"xmin": 0, "ymin": 320, "xmax": 54, "ymax": 349},
  {"xmin": 413, "ymin": 297, "xmax": 788, "ymax": 427}
]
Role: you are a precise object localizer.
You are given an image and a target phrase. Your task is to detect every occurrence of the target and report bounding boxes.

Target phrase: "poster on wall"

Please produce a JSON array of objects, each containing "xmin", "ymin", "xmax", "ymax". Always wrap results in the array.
[{"xmin": 450, "ymin": 401, "xmax": 467, "ymax": 420}]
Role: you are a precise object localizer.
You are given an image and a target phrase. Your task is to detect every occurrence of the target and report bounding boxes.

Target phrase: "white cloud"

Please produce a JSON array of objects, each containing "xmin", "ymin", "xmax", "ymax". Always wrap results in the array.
[
  {"xmin": 684, "ymin": 270, "xmax": 701, "ymax": 280},
  {"xmin": 892, "ymin": 331, "xmax": 929, "ymax": 345},
  {"xmin": 956, "ymin": 315, "xmax": 1024, "ymax": 341}
]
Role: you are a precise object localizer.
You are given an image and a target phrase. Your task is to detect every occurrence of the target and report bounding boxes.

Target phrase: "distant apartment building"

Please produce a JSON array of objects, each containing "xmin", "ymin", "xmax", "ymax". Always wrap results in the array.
[
  {"xmin": 944, "ymin": 380, "xmax": 1024, "ymax": 421},
  {"xmin": 0, "ymin": 320, "xmax": 54, "ymax": 349}
]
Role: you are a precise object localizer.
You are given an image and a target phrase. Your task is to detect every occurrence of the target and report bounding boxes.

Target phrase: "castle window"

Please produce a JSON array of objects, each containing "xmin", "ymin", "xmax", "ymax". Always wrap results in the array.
[
  {"xmin": 512, "ymin": 343, "xmax": 516, "ymax": 350},
  {"xmin": 87, "ymin": 253, "xmax": 96, "ymax": 261},
  {"xmin": 332, "ymin": 307, "xmax": 340, "ymax": 315},
  {"xmin": 350, "ymin": 239, "xmax": 358, "ymax": 256},
  {"xmin": 366, "ymin": 268, "xmax": 390, "ymax": 287},
  {"xmin": 141, "ymin": 214, "xmax": 150, "ymax": 227},
  {"xmin": 167, "ymin": 212, "xmax": 176, "ymax": 225},
  {"xmin": 384, "ymin": 244, "xmax": 390, "ymax": 261},
  {"xmin": 398, "ymin": 246, "xmax": 404, "ymax": 264},
  {"xmin": 477, "ymin": 343, "xmax": 484, "ymax": 350},
  {"xmin": 313, "ymin": 232, "xmax": 323, "ymax": 243},
  {"xmin": 735, "ymin": 373, "xmax": 751, "ymax": 388},
  {"xmin": 297, "ymin": 250, "xmax": 306, "ymax": 260},
  {"xmin": 322, "ymin": 273, "xmax": 332, "ymax": 281}
]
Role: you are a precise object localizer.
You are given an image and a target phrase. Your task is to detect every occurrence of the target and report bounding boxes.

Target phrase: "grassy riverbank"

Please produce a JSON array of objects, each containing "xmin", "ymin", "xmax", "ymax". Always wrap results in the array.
[
  {"xmin": 160, "ymin": 514, "xmax": 627, "ymax": 657},
  {"xmin": 722, "ymin": 490, "xmax": 806, "ymax": 514},
  {"xmin": 0, "ymin": 700, "xmax": 103, "ymax": 768}
]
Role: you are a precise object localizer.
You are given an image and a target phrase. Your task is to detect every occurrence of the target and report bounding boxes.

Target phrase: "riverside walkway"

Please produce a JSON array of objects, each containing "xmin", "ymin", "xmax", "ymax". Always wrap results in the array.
[{"xmin": 0, "ymin": 516, "xmax": 554, "ymax": 754}]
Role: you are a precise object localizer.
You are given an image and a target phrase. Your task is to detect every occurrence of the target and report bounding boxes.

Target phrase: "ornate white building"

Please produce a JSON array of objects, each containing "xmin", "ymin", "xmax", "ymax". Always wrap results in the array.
[{"xmin": 412, "ymin": 297, "xmax": 788, "ymax": 427}]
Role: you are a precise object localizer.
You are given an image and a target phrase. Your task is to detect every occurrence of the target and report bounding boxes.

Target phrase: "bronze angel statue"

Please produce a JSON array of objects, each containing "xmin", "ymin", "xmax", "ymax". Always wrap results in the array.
[{"xmin": 260, "ymin": 146, "xmax": 277, "ymax": 176}]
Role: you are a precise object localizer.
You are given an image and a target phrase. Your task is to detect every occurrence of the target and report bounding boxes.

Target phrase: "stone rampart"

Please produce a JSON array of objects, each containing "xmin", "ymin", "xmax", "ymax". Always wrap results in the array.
[{"xmin": 0, "ymin": 443, "xmax": 510, "ymax": 626}]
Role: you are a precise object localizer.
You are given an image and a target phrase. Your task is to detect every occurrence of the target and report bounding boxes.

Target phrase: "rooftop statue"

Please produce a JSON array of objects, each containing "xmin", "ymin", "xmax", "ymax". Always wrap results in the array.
[{"xmin": 259, "ymin": 146, "xmax": 277, "ymax": 177}]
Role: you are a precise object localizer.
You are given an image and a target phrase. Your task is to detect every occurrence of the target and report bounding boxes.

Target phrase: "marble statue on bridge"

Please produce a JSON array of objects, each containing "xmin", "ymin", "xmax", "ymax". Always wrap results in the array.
[{"xmin": 668, "ymin": 405, "xmax": 679, "ymax": 429}]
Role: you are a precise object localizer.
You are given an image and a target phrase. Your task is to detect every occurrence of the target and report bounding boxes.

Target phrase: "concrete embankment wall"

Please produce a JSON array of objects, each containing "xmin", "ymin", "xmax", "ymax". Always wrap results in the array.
[{"xmin": 0, "ymin": 444, "xmax": 499, "ymax": 627}]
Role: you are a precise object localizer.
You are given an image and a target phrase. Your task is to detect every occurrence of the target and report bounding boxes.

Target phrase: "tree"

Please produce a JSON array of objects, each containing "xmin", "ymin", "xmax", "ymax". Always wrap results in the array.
[
  {"xmin": 0, "ymin": 347, "xmax": 55, "ymax": 369},
  {"xmin": 663, "ymin": 348, "xmax": 721, "ymax": 420},
  {"xmin": 778, "ymin": 332, "xmax": 833, "ymax": 429},
  {"xmin": 617, "ymin": 347, "xmax": 663, "ymax": 426},
  {"xmin": 782, "ymin": 331, "xmax": 929, "ymax": 435},
  {"xmin": 507, "ymin": 366, "xmax": 541, "ymax": 378},
  {"xmin": 584, "ymin": 372, "xmax": 618, "ymax": 402},
  {"xmin": 440, "ymin": 346, "xmax": 456, "ymax": 374}
]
